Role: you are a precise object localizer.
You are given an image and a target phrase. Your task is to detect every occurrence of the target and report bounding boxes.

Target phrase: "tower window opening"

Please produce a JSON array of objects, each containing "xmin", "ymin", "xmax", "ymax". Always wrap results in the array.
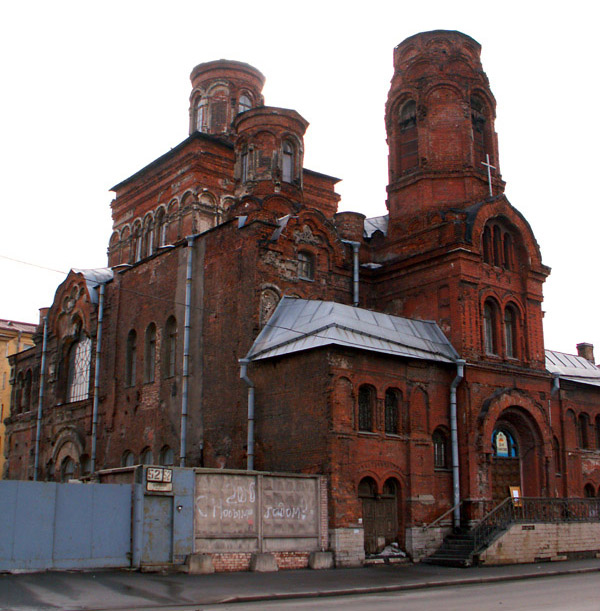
[
  {"xmin": 398, "ymin": 100, "xmax": 418, "ymax": 173},
  {"xmin": 195, "ymin": 98, "xmax": 207, "ymax": 132},
  {"xmin": 471, "ymin": 95, "xmax": 488, "ymax": 167},
  {"xmin": 238, "ymin": 94, "xmax": 252, "ymax": 114},
  {"xmin": 282, "ymin": 141, "xmax": 294, "ymax": 183}
]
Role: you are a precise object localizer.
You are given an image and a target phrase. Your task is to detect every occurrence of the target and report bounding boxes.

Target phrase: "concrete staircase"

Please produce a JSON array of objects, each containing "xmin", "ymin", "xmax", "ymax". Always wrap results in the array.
[{"xmin": 423, "ymin": 530, "xmax": 480, "ymax": 567}]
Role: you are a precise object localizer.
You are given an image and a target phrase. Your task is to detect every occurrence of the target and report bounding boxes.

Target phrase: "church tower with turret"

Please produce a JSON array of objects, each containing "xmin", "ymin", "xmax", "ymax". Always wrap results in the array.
[{"xmin": 369, "ymin": 31, "xmax": 549, "ymax": 368}]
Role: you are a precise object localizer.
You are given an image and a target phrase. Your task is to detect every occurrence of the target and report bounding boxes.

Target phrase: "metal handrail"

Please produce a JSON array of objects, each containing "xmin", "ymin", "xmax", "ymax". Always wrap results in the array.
[
  {"xmin": 422, "ymin": 501, "xmax": 464, "ymax": 531},
  {"xmin": 471, "ymin": 497, "xmax": 600, "ymax": 553}
]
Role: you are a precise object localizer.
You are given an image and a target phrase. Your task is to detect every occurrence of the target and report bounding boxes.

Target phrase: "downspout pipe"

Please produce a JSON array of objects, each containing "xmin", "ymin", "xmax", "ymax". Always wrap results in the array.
[
  {"xmin": 239, "ymin": 358, "xmax": 255, "ymax": 471},
  {"xmin": 91, "ymin": 282, "xmax": 106, "ymax": 475},
  {"xmin": 341, "ymin": 240, "xmax": 360, "ymax": 307},
  {"xmin": 180, "ymin": 235, "xmax": 196, "ymax": 467},
  {"xmin": 450, "ymin": 359, "xmax": 466, "ymax": 530},
  {"xmin": 33, "ymin": 317, "xmax": 48, "ymax": 481}
]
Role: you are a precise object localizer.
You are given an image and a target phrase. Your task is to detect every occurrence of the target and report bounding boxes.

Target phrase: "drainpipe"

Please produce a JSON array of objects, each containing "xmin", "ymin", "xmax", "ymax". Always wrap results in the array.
[
  {"xmin": 180, "ymin": 236, "xmax": 196, "ymax": 467},
  {"xmin": 549, "ymin": 373, "xmax": 560, "ymax": 429},
  {"xmin": 33, "ymin": 317, "xmax": 48, "ymax": 481},
  {"xmin": 239, "ymin": 358, "xmax": 255, "ymax": 471},
  {"xmin": 91, "ymin": 282, "xmax": 106, "ymax": 475},
  {"xmin": 341, "ymin": 240, "xmax": 360, "ymax": 307},
  {"xmin": 450, "ymin": 359, "xmax": 466, "ymax": 530}
]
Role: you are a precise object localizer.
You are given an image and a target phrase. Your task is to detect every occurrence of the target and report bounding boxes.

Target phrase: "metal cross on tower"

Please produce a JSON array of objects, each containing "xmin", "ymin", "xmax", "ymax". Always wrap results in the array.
[{"xmin": 481, "ymin": 154, "xmax": 496, "ymax": 197}]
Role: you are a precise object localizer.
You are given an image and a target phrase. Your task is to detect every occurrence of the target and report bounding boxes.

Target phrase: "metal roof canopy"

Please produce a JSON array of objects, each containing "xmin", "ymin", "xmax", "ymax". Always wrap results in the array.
[
  {"xmin": 245, "ymin": 296, "xmax": 459, "ymax": 364},
  {"xmin": 545, "ymin": 349, "xmax": 600, "ymax": 388}
]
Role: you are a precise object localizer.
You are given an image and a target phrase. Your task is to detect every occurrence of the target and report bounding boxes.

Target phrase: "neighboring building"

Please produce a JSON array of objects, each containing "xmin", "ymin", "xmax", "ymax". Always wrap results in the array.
[
  {"xmin": 0, "ymin": 318, "xmax": 36, "ymax": 478},
  {"xmin": 5, "ymin": 31, "xmax": 600, "ymax": 564}
]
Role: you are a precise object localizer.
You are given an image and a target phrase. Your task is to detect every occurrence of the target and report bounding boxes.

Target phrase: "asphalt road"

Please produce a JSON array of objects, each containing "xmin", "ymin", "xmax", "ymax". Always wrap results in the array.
[
  {"xmin": 2, "ymin": 560, "xmax": 600, "ymax": 611},
  {"xmin": 200, "ymin": 572, "xmax": 600, "ymax": 610}
]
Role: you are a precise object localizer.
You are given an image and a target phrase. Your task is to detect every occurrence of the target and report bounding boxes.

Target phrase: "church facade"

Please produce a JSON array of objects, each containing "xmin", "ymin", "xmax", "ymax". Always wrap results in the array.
[{"xmin": 5, "ymin": 30, "xmax": 600, "ymax": 564}]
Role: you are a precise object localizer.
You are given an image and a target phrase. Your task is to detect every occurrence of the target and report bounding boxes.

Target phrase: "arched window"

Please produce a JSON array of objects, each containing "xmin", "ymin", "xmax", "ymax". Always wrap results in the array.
[
  {"xmin": 384, "ymin": 388, "xmax": 400, "ymax": 434},
  {"xmin": 595, "ymin": 416, "xmax": 600, "ymax": 450},
  {"xmin": 398, "ymin": 100, "xmax": 418, "ymax": 173},
  {"xmin": 159, "ymin": 446, "xmax": 175, "ymax": 466},
  {"xmin": 578, "ymin": 413, "xmax": 591, "ymax": 449},
  {"xmin": 553, "ymin": 436, "xmax": 561, "ymax": 475},
  {"xmin": 297, "ymin": 251, "xmax": 315, "ymax": 281},
  {"xmin": 470, "ymin": 95, "xmax": 489, "ymax": 167},
  {"xmin": 492, "ymin": 428, "xmax": 519, "ymax": 457},
  {"xmin": 433, "ymin": 428, "xmax": 449, "ymax": 469},
  {"xmin": 584, "ymin": 483, "xmax": 595, "ymax": 498},
  {"xmin": 482, "ymin": 225, "xmax": 492, "ymax": 264},
  {"xmin": 282, "ymin": 141, "xmax": 294, "ymax": 183},
  {"xmin": 132, "ymin": 223, "xmax": 143, "ymax": 263},
  {"xmin": 195, "ymin": 98, "xmax": 207, "ymax": 131},
  {"xmin": 125, "ymin": 329, "xmax": 137, "ymax": 387},
  {"xmin": 121, "ymin": 450, "xmax": 135, "ymax": 467},
  {"xmin": 358, "ymin": 476, "xmax": 376, "ymax": 498},
  {"xmin": 144, "ymin": 323, "xmax": 156, "ymax": 384},
  {"xmin": 140, "ymin": 447, "xmax": 154, "ymax": 465},
  {"xmin": 143, "ymin": 217, "xmax": 154, "ymax": 257},
  {"xmin": 156, "ymin": 208, "xmax": 168, "ymax": 247},
  {"xmin": 503, "ymin": 234, "xmax": 514, "ymax": 270},
  {"xmin": 492, "ymin": 225, "xmax": 502, "ymax": 266},
  {"xmin": 238, "ymin": 94, "xmax": 252, "ymax": 114},
  {"xmin": 14, "ymin": 371, "xmax": 24, "ymax": 413},
  {"xmin": 60, "ymin": 457, "xmax": 76, "ymax": 482},
  {"xmin": 208, "ymin": 88, "xmax": 229, "ymax": 133},
  {"xmin": 504, "ymin": 305, "xmax": 518, "ymax": 359},
  {"xmin": 164, "ymin": 317, "xmax": 177, "ymax": 378},
  {"xmin": 67, "ymin": 335, "xmax": 92, "ymax": 402},
  {"xmin": 241, "ymin": 147, "xmax": 249, "ymax": 183},
  {"xmin": 483, "ymin": 300, "xmax": 499, "ymax": 355},
  {"xmin": 358, "ymin": 385, "xmax": 375, "ymax": 432},
  {"xmin": 23, "ymin": 369, "xmax": 32, "ymax": 411}
]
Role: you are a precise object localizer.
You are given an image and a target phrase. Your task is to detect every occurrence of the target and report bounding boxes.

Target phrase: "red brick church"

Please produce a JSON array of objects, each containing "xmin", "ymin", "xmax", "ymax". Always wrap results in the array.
[{"xmin": 6, "ymin": 30, "xmax": 600, "ymax": 563}]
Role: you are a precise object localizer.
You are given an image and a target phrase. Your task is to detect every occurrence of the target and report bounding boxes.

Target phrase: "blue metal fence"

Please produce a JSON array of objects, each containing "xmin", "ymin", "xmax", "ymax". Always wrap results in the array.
[{"xmin": 0, "ymin": 480, "xmax": 131, "ymax": 571}]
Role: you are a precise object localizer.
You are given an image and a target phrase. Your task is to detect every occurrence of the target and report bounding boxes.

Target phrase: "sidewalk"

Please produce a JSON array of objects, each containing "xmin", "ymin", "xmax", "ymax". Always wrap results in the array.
[{"xmin": 2, "ymin": 558, "xmax": 600, "ymax": 610}]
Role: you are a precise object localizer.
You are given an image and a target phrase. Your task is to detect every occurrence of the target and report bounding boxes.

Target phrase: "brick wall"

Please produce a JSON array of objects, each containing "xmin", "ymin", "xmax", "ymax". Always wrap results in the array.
[{"xmin": 480, "ymin": 522, "xmax": 600, "ymax": 565}]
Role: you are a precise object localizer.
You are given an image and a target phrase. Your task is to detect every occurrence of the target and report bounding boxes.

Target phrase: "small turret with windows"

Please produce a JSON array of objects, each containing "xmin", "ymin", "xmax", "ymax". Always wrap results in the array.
[
  {"xmin": 189, "ymin": 60, "xmax": 265, "ymax": 137},
  {"xmin": 233, "ymin": 106, "xmax": 308, "ymax": 200}
]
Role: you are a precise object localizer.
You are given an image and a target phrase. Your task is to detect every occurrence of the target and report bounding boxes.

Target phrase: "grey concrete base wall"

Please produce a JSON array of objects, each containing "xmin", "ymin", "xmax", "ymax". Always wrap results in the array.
[
  {"xmin": 405, "ymin": 525, "xmax": 451, "ymax": 561},
  {"xmin": 0, "ymin": 480, "xmax": 131, "ymax": 571},
  {"xmin": 480, "ymin": 522, "xmax": 600, "ymax": 565},
  {"xmin": 329, "ymin": 527, "xmax": 365, "ymax": 567}
]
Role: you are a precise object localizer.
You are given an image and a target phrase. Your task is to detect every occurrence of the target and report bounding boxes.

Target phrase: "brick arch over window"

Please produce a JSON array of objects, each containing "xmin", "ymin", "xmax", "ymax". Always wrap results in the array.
[{"xmin": 472, "ymin": 200, "xmax": 544, "ymax": 271}]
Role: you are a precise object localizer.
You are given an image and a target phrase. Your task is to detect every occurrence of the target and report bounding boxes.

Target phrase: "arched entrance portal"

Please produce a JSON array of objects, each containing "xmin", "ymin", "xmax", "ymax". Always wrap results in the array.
[
  {"xmin": 358, "ymin": 477, "xmax": 402, "ymax": 554},
  {"xmin": 491, "ymin": 408, "xmax": 543, "ymax": 502}
]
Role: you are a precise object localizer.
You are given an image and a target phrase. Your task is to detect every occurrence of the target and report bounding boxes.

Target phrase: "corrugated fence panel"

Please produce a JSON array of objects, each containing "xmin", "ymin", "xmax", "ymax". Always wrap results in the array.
[{"xmin": 0, "ymin": 480, "xmax": 132, "ymax": 571}]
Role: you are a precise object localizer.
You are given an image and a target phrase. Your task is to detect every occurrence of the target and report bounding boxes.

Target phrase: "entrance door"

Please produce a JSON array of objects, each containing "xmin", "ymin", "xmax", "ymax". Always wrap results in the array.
[
  {"xmin": 359, "ymin": 477, "xmax": 400, "ymax": 554},
  {"xmin": 491, "ymin": 428, "xmax": 520, "ymax": 502}
]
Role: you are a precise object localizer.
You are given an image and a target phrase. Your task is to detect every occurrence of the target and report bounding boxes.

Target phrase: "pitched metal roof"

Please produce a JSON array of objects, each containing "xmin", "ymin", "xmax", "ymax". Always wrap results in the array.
[
  {"xmin": 364, "ymin": 215, "xmax": 389, "ymax": 238},
  {"xmin": 245, "ymin": 297, "xmax": 459, "ymax": 364},
  {"xmin": 545, "ymin": 349, "xmax": 600, "ymax": 388}
]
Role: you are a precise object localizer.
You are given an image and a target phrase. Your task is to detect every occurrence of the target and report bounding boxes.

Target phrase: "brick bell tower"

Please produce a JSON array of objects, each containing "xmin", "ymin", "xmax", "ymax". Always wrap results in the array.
[
  {"xmin": 385, "ymin": 30, "xmax": 505, "ymax": 234},
  {"xmin": 373, "ymin": 30, "xmax": 548, "ymax": 366}
]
